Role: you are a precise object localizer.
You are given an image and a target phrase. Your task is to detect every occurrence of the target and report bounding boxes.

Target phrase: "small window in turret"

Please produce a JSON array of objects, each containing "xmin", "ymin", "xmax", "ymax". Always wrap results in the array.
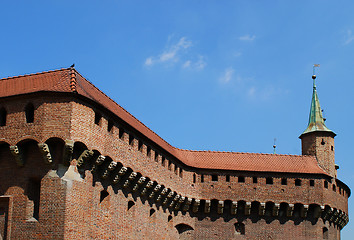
[
  {"xmin": 321, "ymin": 139, "xmax": 325, "ymax": 145},
  {"xmin": 266, "ymin": 177, "xmax": 273, "ymax": 185},
  {"xmin": 332, "ymin": 184, "xmax": 336, "ymax": 192},
  {"xmin": 201, "ymin": 174, "xmax": 204, "ymax": 183},
  {"xmin": 295, "ymin": 179, "xmax": 301, "ymax": 186},
  {"xmin": 212, "ymin": 175, "xmax": 218, "ymax": 181},
  {"xmin": 107, "ymin": 120, "xmax": 114, "ymax": 132},
  {"xmin": 310, "ymin": 180, "xmax": 315, "ymax": 186},
  {"xmin": 281, "ymin": 178, "xmax": 287, "ymax": 185},
  {"xmin": 0, "ymin": 108, "xmax": 6, "ymax": 126},
  {"xmin": 238, "ymin": 176, "xmax": 245, "ymax": 183},
  {"xmin": 25, "ymin": 103, "xmax": 35, "ymax": 123},
  {"xmin": 331, "ymin": 146, "xmax": 334, "ymax": 151},
  {"xmin": 226, "ymin": 175, "xmax": 230, "ymax": 182},
  {"xmin": 324, "ymin": 181, "xmax": 328, "ymax": 189},
  {"xmin": 253, "ymin": 177, "xmax": 258, "ymax": 183},
  {"xmin": 94, "ymin": 111, "xmax": 101, "ymax": 125}
]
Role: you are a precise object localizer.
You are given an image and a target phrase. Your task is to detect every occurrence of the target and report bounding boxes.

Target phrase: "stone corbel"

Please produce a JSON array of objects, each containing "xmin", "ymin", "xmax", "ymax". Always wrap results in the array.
[
  {"xmin": 141, "ymin": 181, "xmax": 154, "ymax": 196},
  {"xmin": 286, "ymin": 204, "xmax": 294, "ymax": 217},
  {"xmin": 183, "ymin": 198, "xmax": 192, "ymax": 212},
  {"xmin": 259, "ymin": 203, "xmax": 266, "ymax": 216},
  {"xmin": 132, "ymin": 177, "xmax": 146, "ymax": 192},
  {"xmin": 123, "ymin": 172, "xmax": 137, "ymax": 188},
  {"xmin": 174, "ymin": 196, "xmax": 185, "ymax": 210},
  {"xmin": 300, "ymin": 205, "xmax": 309, "ymax": 218},
  {"xmin": 245, "ymin": 202, "xmax": 251, "ymax": 216},
  {"xmin": 113, "ymin": 167, "xmax": 127, "ymax": 184},
  {"xmin": 204, "ymin": 200, "xmax": 211, "ymax": 213},
  {"xmin": 273, "ymin": 203, "xmax": 280, "ymax": 216},
  {"xmin": 217, "ymin": 201, "xmax": 224, "ymax": 214},
  {"xmin": 10, "ymin": 145, "xmax": 24, "ymax": 167},
  {"xmin": 38, "ymin": 143, "xmax": 52, "ymax": 164},
  {"xmin": 77, "ymin": 150, "xmax": 94, "ymax": 167},
  {"xmin": 63, "ymin": 140, "xmax": 74, "ymax": 165},
  {"xmin": 231, "ymin": 201, "xmax": 238, "ymax": 215},
  {"xmin": 156, "ymin": 188, "xmax": 169, "ymax": 203},
  {"xmin": 102, "ymin": 161, "xmax": 118, "ymax": 179},
  {"xmin": 192, "ymin": 199, "xmax": 200, "ymax": 213},
  {"xmin": 148, "ymin": 184, "xmax": 161, "ymax": 199}
]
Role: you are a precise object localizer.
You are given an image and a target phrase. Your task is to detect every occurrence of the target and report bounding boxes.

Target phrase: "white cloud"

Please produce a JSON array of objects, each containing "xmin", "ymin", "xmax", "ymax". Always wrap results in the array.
[
  {"xmin": 234, "ymin": 52, "xmax": 242, "ymax": 57},
  {"xmin": 145, "ymin": 57, "xmax": 153, "ymax": 66},
  {"xmin": 219, "ymin": 67, "xmax": 234, "ymax": 83},
  {"xmin": 144, "ymin": 37, "xmax": 192, "ymax": 66},
  {"xmin": 344, "ymin": 30, "xmax": 354, "ymax": 45},
  {"xmin": 183, "ymin": 60, "xmax": 191, "ymax": 68},
  {"xmin": 248, "ymin": 87, "xmax": 256, "ymax": 97},
  {"xmin": 145, "ymin": 36, "xmax": 207, "ymax": 71},
  {"xmin": 239, "ymin": 34, "xmax": 256, "ymax": 42}
]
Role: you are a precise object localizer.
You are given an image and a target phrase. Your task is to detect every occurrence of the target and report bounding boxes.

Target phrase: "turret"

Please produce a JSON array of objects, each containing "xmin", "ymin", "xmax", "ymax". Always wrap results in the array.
[{"xmin": 299, "ymin": 74, "xmax": 337, "ymax": 177}]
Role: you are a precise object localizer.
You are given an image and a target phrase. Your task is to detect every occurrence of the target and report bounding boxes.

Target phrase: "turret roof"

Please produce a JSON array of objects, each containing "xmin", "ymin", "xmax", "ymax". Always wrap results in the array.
[{"xmin": 300, "ymin": 75, "xmax": 335, "ymax": 138}]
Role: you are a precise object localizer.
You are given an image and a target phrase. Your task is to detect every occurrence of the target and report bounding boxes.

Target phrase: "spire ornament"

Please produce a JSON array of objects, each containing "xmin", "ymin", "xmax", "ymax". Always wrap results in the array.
[{"xmin": 300, "ymin": 67, "xmax": 335, "ymax": 138}]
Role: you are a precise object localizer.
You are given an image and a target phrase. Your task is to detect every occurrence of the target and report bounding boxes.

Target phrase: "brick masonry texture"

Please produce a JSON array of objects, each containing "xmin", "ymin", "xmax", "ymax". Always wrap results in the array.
[{"xmin": 0, "ymin": 69, "xmax": 350, "ymax": 240}]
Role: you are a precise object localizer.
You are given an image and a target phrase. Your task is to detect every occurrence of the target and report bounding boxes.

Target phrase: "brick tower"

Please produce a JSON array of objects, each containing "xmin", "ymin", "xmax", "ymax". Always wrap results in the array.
[{"xmin": 299, "ymin": 74, "xmax": 337, "ymax": 177}]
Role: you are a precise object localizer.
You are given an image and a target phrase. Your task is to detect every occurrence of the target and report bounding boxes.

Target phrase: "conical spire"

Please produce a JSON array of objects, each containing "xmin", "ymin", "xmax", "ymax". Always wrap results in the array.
[{"xmin": 300, "ymin": 75, "xmax": 335, "ymax": 137}]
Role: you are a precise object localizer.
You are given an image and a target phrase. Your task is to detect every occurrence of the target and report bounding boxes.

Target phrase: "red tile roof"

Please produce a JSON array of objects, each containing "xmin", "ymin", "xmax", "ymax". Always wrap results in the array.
[{"xmin": 0, "ymin": 68, "xmax": 327, "ymax": 175}]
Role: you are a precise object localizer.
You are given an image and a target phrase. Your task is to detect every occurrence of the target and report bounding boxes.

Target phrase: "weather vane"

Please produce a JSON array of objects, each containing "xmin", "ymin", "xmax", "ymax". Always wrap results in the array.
[{"xmin": 313, "ymin": 64, "xmax": 320, "ymax": 76}]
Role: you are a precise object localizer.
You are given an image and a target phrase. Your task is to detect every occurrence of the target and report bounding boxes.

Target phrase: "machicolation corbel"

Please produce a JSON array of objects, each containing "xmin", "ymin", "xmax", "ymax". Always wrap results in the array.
[
  {"xmin": 38, "ymin": 143, "xmax": 53, "ymax": 164},
  {"xmin": 9, "ymin": 145, "xmax": 24, "ymax": 167}
]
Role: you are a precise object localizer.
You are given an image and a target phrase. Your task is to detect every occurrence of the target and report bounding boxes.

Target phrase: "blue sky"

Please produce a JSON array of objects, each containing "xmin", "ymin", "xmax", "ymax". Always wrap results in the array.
[{"xmin": 1, "ymin": 1, "xmax": 353, "ymax": 238}]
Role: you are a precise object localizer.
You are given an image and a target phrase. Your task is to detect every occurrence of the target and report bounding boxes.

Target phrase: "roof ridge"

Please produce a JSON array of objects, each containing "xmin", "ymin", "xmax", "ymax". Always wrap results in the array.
[
  {"xmin": 73, "ymin": 69, "xmax": 177, "ymax": 151},
  {"xmin": 175, "ymin": 148, "xmax": 307, "ymax": 157},
  {"xmin": 0, "ymin": 68, "xmax": 70, "ymax": 81}
]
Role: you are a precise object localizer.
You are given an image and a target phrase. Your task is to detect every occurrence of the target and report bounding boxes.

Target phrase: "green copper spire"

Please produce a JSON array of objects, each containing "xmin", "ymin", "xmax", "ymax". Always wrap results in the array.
[{"xmin": 300, "ymin": 75, "xmax": 335, "ymax": 137}]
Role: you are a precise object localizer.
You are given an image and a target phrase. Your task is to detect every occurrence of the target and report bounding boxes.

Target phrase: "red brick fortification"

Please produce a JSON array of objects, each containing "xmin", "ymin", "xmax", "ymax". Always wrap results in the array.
[{"xmin": 0, "ymin": 68, "xmax": 349, "ymax": 239}]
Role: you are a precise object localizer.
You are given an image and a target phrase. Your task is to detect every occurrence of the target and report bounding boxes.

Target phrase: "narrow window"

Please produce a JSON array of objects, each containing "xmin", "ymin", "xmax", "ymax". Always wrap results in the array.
[
  {"xmin": 100, "ymin": 190, "xmax": 109, "ymax": 203},
  {"xmin": 168, "ymin": 160, "xmax": 172, "ymax": 170},
  {"xmin": 253, "ymin": 177, "xmax": 258, "ymax": 183},
  {"xmin": 193, "ymin": 174, "xmax": 196, "ymax": 183},
  {"xmin": 25, "ymin": 103, "xmax": 35, "ymax": 123},
  {"xmin": 324, "ymin": 181, "xmax": 328, "ymax": 189},
  {"xmin": 212, "ymin": 175, "xmax": 218, "ymax": 181},
  {"xmin": 226, "ymin": 175, "xmax": 230, "ymax": 182},
  {"xmin": 295, "ymin": 179, "xmax": 301, "ymax": 186},
  {"xmin": 161, "ymin": 157, "xmax": 165, "ymax": 166},
  {"xmin": 321, "ymin": 139, "xmax": 325, "ymax": 145},
  {"xmin": 94, "ymin": 111, "xmax": 101, "ymax": 125},
  {"xmin": 119, "ymin": 127, "xmax": 125, "ymax": 139},
  {"xmin": 266, "ymin": 177, "xmax": 273, "ymax": 185},
  {"xmin": 201, "ymin": 174, "xmax": 204, "ymax": 183},
  {"xmin": 179, "ymin": 168, "xmax": 183, "ymax": 178},
  {"xmin": 234, "ymin": 222, "xmax": 245, "ymax": 235},
  {"xmin": 332, "ymin": 184, "xmax": 336, "ymax": 192},
  {"xmin": 310, "ymin": 180, "xmax": 315, "ymax": 187},
  {"xmin": 107, "ymin": 120, "xmax": 114, "ymax": 132},
  {"xmin": 149, "ymin": 208, "xmax": 155, "ymax": 216},
  {"xmin": 238, "ymin": 176, "xmax": 245, "ymax": 183},
  {"xmin": 281, "ymin": 178, "xmax": 287, "ymax": 185},
  {"xmin": 138, "ymin": 140, "xmax": 143, "ymax": 152},
  {"xmin": 129, "ymin": 135, "xmax": 134, "ymax": 146},
  {"xmin": 331, "ymin": 146, "xmax": 334, "ymax": 151},
  {"xmin": 147, "ymin": 146, "xmax": 151, "ymax": 157},
  {"xmin": 323, "ymin": 227, "xmax": 328, "ymax": 239},
  {"xmin": 0, "ymin": 108, "xmax": 6, "ymax": 126},
  {"xmin": 128, "ymin": 201, "xmax": 135, "ymax": 210},
  {"xmin": 27, "ymin": 178, "xmax": 41, "ymax": 220}
]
